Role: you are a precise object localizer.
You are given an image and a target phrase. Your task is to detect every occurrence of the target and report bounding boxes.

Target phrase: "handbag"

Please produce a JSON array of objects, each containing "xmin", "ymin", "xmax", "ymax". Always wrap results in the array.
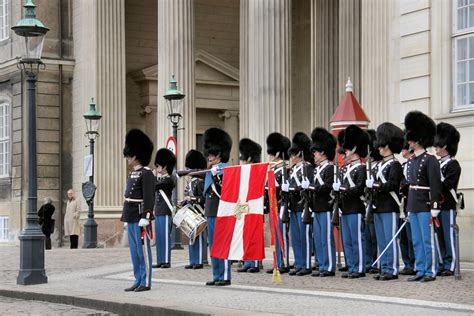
[{"xmin": 50, "ymin": 219, "xmax": 55, "ymax": 234}]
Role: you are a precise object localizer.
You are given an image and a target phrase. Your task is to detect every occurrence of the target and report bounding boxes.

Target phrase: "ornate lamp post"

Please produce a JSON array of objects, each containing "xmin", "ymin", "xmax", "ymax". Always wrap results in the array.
[
  {"xmin": 82, "ymin": 98, "xmax": 102, "ymax": 248},
  {"xmin": 12, "ymin": 0, "xmax": 49, "ymax": 285},
  {"xmin": 164, "ymin": 75, "xmax": 184, "ymax": 250}
]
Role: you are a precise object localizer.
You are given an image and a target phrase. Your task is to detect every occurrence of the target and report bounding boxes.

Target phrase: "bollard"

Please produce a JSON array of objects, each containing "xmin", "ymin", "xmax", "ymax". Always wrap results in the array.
[{"xmin": 452, "ymin": 223, "xmax": 461, "ymax": 280}]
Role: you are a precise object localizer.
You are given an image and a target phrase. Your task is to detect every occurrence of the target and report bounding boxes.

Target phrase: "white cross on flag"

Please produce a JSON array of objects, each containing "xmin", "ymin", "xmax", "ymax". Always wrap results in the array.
[{"xmin": 210, "ymin": 163, "xmax": 268, "ymax": 261}]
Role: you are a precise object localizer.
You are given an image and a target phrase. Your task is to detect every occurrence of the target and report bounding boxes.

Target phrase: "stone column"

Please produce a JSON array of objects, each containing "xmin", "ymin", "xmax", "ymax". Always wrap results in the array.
[
  {"xmin": 219, "ymin": 110, "xmax": 240, "ymax": 165},
  {"xmin": 157, "ymin": 0, "xmax": 195, "ymax": 171},
  {"xmin": 240, "ymin": 0, "xmax": 292, "ymax": 150},
  {"xmin": 311, "ymin": 0, "xmax": 339, "ymax": 128},
  {"xmin": 338, "ymin": 0, "xmax": 361, "ymax": 97},
  {"xmin": 94, "ymin": 0, "xmax": 127, "ymax": 210}
]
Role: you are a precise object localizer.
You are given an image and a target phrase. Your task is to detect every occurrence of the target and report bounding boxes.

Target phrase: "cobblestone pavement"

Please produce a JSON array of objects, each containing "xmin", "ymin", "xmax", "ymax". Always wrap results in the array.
[
  {"xmin": 1, "ymin": 244, "xmax": 473, "ymax": 315},
  {"xmin": 0, "ymin": 295, "xmax": 117, "ymax": 315}
]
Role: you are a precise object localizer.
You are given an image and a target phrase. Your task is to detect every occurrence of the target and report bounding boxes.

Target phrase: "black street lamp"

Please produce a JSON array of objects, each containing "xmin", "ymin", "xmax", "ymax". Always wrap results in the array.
[
  {"xmin": 164, "ymin": 75, "xmax": 184, "ymax": 250},
  {"xmin": 82, "ymin": 98, "xmax": 102, "ymax": 248},
  {"xmin": 12, "ymin": 0, "xmax": 49, "ymax": 285}
]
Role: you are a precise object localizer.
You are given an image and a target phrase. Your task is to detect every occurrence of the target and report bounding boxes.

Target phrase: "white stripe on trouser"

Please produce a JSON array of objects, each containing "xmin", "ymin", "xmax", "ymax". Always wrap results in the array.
[
  {"xmin": 430, "ymin": 221, "xmax": 436, "ymax": 276},
  {"xmin": 327, "ymin": 212, "xmax": 333, "ymax": 271},
  {"xmin": 306, "ymin": 224, "xmax": 311, "ymax": 269},
  {"xmin": 391, "ymin": 213, "xmax": 398, "ymax": 275},
  {"xmin": 224, "ymin": 260, "xmax": 229, "ymax": 280},
  {"xmin": 199, "ymin": 235, "xmax": 203, "ymax": 264},
  {"xmin": 165, "ymin": 216, "xmax": 169, "ymax": 263},
  {"xmin": 357, "ymin": 214, "xmax": 363, "ymax": 273},
  {"xmin": 283, "ymin": 224, "xmax": 288, "ymax": 261},
  {"xmin": 450, "ymin": 210, "xmax": 456, "ymax": 271},
  {"xmin": 143, "ymin": 229, "xmax": 151, "ymax": 287}
]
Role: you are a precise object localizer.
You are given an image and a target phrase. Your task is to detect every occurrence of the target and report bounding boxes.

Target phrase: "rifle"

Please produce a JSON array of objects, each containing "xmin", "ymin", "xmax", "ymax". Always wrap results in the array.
[
  {"xmin": 331, "ymin": 161, "xmax": 340, "ymax": 226},
  {"xmin": 176, "ymin": 168, "xmax": 210, "ymax": 178},
  {"xmin": 301, "ymin": 161, "xmax": 312, "ymax": 224},
  {"xmin": 281, "ymin": 162, "xmax": 290, "ymax": 224},
  {"xmin": 365, "ymin": 145, "xmax": 375, "ymax": 224}
]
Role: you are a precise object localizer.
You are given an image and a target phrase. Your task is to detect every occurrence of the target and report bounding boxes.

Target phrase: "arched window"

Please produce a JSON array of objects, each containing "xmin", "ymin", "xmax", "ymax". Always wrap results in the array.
[
  {"xmin": 453, "ymin": 0, "xmax": 474, "ymax": 110},
  {"xmin": 0, "ymin": 0, "xmax": 9, "ymax": 41},
  {"xmin": 0, "ymin": 101, "xmax": 10, "ymax": 177}
]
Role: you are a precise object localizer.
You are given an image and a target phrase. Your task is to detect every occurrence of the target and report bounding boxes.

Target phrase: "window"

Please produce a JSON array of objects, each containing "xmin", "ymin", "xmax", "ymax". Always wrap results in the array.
[
  {"xmin": 453, "ymin": 0, "xmax": 474, "ymax": 110},
  {"xmin": 0, "ymin": 216, "xmax": 8, "ymax": 241},
  {"xmin": 0, "ymin": 0, "xmax": 9, "ymax": 41},
  {"xmin": 0, "ymin": 102, "xmax": 10, "ymax": 177}
]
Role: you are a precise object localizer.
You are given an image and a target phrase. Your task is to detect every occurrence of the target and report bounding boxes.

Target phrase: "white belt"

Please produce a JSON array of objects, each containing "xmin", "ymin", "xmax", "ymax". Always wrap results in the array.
[
  {"xmin": 125, "ymin": 198, "xmax": 144, "ymax": 203},
  {"xmin": 409, "ymin": 185, "xmax": 430, "ymax": 191}
]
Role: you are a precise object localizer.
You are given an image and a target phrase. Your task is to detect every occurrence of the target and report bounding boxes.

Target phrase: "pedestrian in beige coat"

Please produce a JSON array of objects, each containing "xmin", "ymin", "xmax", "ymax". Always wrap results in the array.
[{"xmin": 64, "ymin": 189, "xmax": 81, "ymax": 248}]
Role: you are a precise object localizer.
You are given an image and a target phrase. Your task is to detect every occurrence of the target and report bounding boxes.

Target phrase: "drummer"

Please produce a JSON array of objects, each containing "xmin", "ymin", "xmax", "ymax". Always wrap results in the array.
[
  {"xmin": 237, "ymin": 138, "xmax": 263, "ymax": 273},
  {"xmin": 182, "ymin": 150, "xmax": 208, "ymax": 269},
  {"xmin": 152, "ymin": 148, "xmax": 176, "ymax": 269}
]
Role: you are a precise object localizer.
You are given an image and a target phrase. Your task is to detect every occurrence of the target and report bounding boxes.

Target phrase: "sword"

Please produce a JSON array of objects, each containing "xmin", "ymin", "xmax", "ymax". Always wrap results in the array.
[{"xmin": 372, "ymin": 218, "xmax": 408, "ymax": 267}]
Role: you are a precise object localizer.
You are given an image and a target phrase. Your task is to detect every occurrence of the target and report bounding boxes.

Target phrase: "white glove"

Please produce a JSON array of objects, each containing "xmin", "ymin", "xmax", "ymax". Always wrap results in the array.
[
  {"xmin": 281, "ymin": 181, "xmax": 290, "ymax": 193},
  {"xmin": 332, "ymin": 181, "xmax": 341, "ymax": 192},
  {"xmin": 400, "ymin": 211, "xmax": 406, "ymax": 220},
  {"xmin": 211, "ymin": 165, "xmax": 219, "ymax": 176},
  {"xmin": 123, "ymin": 222, "xmax": 128, "ymax": 228},
  {"xmin": 301, "ymin": 177, "xmax": 310, "ymax": 189},
  {"xmin": 338, "ymin": 209, "xmax": 343, "ymax": 217},
  {"xmin": 138, "ymin": 218, "xmax": 149, "ymax": 227},
  {"xmin": 431, "ymin": 209, "xmax": 440, "ymax": 218},
  {"xmin": 365, "ymin": 179, "xmax": 374, "ymax": 189}
]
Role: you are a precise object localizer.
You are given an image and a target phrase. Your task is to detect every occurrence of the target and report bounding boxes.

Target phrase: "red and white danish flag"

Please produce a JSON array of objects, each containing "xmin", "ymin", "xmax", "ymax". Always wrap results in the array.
[{"xmin": 210, "ymin": 163, "xmax": 268, "ymax": 261}]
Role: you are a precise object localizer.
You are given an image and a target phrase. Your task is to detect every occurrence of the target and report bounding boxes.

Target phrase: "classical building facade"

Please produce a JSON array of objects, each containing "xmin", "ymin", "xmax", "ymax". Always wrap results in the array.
[{"xmin": 0, "ymin": 0, "xmax": 473, "ymax": 259}]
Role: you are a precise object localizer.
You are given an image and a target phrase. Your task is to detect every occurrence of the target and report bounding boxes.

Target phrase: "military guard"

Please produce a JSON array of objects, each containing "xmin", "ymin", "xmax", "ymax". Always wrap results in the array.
[
  {"xmin": 404, "ymin": 111, "xmax": 442, "ymax": 282},
  {"xmin": 434, "ymin": 122, "xmax": 462, "ymax": 277},
  {"xmin": 309, "ymin": 128, "xmax": 337, "ymax": 277},
  {"xmin": 368, "ymin": 122, "xmax": 404, "ymax": 280},
  {"xmin": 183, "ymin": 150, "xmax": 207, "ymax": 270},
  {"xmin": 364, "ymin": 129, "xmax": 382, "ymax": 274},
  {"xmin": 203, "ymin": 128, "xmax": 233, "ymax": 286},
  {"xmin": 265, "ymin": 132, "xmax": 292, "ymax": 274},
  {"xmin": 284, "ymin": 132, "xmax": 314, "ymax": 276},
  {"xmin": 333, "ymin": 125, "xmax": 368, "ymax": 278},
  {"xmin": 399, "ymin": 142, "xmax": 416, "ymax": 275},
  {"xmin": 121, "ymin": 129, "xmax": 155, "ymax": 292},
  {"xmin": 237, "ymin": 138, "xmax": 263, "ymax": 273},
  {"xmin": 152, "ymin": 148, "xmax": 176, "ymax": 269}
]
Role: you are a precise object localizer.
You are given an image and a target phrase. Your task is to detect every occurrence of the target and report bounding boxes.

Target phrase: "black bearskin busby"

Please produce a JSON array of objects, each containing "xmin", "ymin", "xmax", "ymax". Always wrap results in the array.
[
  {"xmin": 375, "ymin": 122, "xmax": 404, "ymax": 154},
  {"xmin": 123, "ymin": 129, "xmax": 154, "ymax": 166},
  {"xmin": 185, "ymin": 150, "xmax": 207, "ymax": 170},
  {"xmin": 310, "ymin": 127, "xmax": 337, "ymax": 161},
  {"xmin": 367, "ymin": 129, "xmax": 383, "ymax": 161},
  {"xmin": 342, "ymin": 125, "xmax": 369, "ymax": 158},
  {"xmin": 404, "ymin": 111, "xmax": 436, "ymax": 148},
  {"xmin": 266, "ymin": 132, "xmax": 291, "ymax": 160},
  {"xmin": 203, "ymin": 128, "xmax": 232, "ymax": 163},
  {"xmin": 239, "ymin": 138, "xmax": 262, "ymax": 163},
  {"xmin": 288, "ymin": 132, "xmax": 312, "ymax": 162},
  {"xmin": 337, "ymin": 129, "xmax": 345, "ymax": 155},
  {"xmin": 434, "ymin": 122, "xmax": 461, "ymax": 156},
  {"xmin": 155, "ymin": 148, "xmax": 176, "ymax": 172}
]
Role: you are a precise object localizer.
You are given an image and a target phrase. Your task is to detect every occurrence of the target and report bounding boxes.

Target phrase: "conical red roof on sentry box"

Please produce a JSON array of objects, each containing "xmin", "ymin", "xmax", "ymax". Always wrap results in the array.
[{"xmin": 330, "ymin": 78, "xmax": 369, "ymax": 124}]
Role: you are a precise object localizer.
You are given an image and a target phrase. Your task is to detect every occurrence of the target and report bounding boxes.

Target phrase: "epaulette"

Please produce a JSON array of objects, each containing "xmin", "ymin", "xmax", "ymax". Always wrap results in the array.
[{"xmin": 144, "ymin": 166, "xmax": 151, "ymax": 170}]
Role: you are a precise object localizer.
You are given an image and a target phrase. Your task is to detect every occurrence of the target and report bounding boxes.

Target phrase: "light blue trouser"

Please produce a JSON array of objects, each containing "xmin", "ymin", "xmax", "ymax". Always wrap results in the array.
[
  {"xmin": 243, "ymin": 260, "xmax": 259, "ymax": 268},
  {"xmin": 189, "ymin": 233, "xmax": 204, "ymax": 265},
  {"xmin": 341, "ymin": 213, "xmax": 365, "ymax": 274},
  {"xmin": 127, "ymin": 222, "xmax": 152, "ymax": 288},
  {"xmin": 409, "ymin": 211, "xmax": 439, "ymax": 278},
  {"xmin": 313, "ymin": 211, "xmax": 336, "ymax": 272},
  {"xmin": 290, "ymin": 211, "xmax": 312, "ymax": 270},
  {"xmin": 275, "ymin": 216, "xmax": 290, "ymax": 268},
  {"xmin": 399, "ymin": 220, "xmax": 415, "ymax": 270},
  {"xmin": 364, "ymin": 222, "xmax": 378, "ymax": 269},
  {"xmin": 437, "ymin": 209, "xmax": 457, "ymax": 272},
  {"xmin": 207, "ymin": 216, "xmax": 231, "ymax": 281},
  {"xmin": 374, "ymin": 212, "xmax": 399, "ymax": 275},
  {"xmin": 155, "ymin": 215, "xmax": 172, "ymax": 265}
]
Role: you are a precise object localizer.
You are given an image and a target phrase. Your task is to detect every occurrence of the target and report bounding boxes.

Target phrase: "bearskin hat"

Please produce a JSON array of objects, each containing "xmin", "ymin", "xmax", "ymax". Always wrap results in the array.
[
  {"xmin": 155, "ymin": 148, "xmax": 176, "ymax": 172},
  {"xmin": 123, "ymin": 129, "xmax": 154, "ymax": 166},
  {"xmin": 239, "ymin": 138, "xmax": 262, "ymax": 163},
  {"xmin": 404, "ymin": 111, "xmax": 436, "ymax": 148},
  {"xmin": 288, "ymin": 132, "xmax": 312, "ymax": 162},
  {"xmin": 185, "ymin": 150, "xmax": 207, "ymax": 170},
  {"xmin": 366, "ymin": 129, "xmax": 383, "ymax": 161},
  {"xmin": 342, "ymin": 125, "xmax": 369, "ymax": 158},
  {"xmin": 203, "ymin": 128, "xmax": 232, "ymax": 163},
  {"xmin": 310, "ymin": 128, "xmax": 336, "ymax": 161},
  {"xmin": 434, "ymin": 122, "xmax": 460, "ymax": 156},
  {"xmin": 336, "ymin": 130, "xmax": 345, "ymax": 155},
  {"xmin": 266, "ymin": 132, "xmax": 291, "ymax": 160},
  {"xmin": 375, "ymin": 122, "xmax": 404, "ymax": 154}
]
